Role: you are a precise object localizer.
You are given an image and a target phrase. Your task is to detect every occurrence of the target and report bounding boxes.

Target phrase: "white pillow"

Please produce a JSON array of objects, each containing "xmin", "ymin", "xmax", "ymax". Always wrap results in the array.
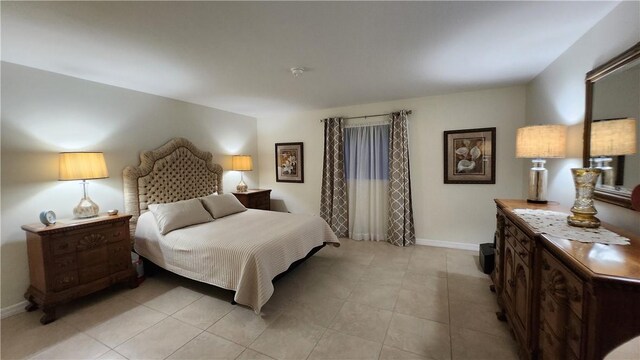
[
  {"xmin": 200, "ymin": 193, "xmax": 247, "ymax": 219},
  {"xmin": 148, "ymin": 198, "xmax": 213, "ymax": 235}
]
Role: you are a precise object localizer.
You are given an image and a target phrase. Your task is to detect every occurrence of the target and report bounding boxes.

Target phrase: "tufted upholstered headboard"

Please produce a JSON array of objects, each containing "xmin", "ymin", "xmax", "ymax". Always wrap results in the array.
[{"xmin": 123, "ymin": 137, "xmax": 223, "ymax": 238}]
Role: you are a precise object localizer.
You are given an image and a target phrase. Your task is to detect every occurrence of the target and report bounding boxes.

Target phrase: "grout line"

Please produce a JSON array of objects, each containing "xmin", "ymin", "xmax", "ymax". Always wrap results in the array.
[
  {"xmin": 163, "ymin": 326, "xmax": 206, "ymax": 360},
  {"xmin": 305, "ymin": 326, "xmax": 330, "ymax": 360}
]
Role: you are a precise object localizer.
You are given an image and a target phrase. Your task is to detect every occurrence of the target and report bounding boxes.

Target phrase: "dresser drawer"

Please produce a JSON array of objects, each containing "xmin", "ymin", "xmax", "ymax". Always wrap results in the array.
[
  {"xmin": 541, "ymin": 250, "xmax": 584, "ymax": 319},
  {"xmin": 52, "ymin": 237, "xmax": 78, "ymax": 256},
  {"xmin": 52, "ymin": 271, "xmax": 78, "ymax": 291},
  {"xmin": 514, "ymin": 240, "xmax": 530, "ymax": 266},
  {"xmin": 109, "ymin": 257, "xmax": 130, "ymax": 273},
  {"xmin": 107, "ymin": 241, "xmax": 129, "ymax": 256},
  {"xmin": 78, "ymin": 263, "xmax": 109, "ymax": 284},
  {"xmin": 106, "ymin": 223, "xmax": 128, "ymax": 243},
  {"xmin": 505, "ymin": 218, "xmax": 533, "ymax": 252},
  {"xmin": 77, "ymin": 245, "xmax": 109, "ymax": 268},
  {"xmin": 52, "ymin": 254, "xmax": 77, "ymax": 273},
  {"xmin": 505, "ymin": 228, "xmax": 516, "ymax": 248},
  {"xmin": 108, "ymin": 240, "xmax": 131, "ymax": 272}
]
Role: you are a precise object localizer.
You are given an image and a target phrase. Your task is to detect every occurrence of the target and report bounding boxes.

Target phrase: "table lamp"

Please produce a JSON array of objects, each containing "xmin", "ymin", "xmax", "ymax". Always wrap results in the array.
[
  {"xmin": 516, "ymin": 124, "xmax": 567, "ymax": 203},
  {"xmin": 59, "ymin": 152, "xmax": 109, "ymax": 218},
  {"xmin": 232, "ymin": 155, "xmax": 252, "ymax": 192}
]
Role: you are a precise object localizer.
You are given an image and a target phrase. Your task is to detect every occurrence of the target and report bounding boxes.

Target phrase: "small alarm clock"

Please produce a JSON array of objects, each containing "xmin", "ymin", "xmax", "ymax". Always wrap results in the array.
[{"xmin": 39, "ymin": 210, "xmax": 57, "ymax": 226}]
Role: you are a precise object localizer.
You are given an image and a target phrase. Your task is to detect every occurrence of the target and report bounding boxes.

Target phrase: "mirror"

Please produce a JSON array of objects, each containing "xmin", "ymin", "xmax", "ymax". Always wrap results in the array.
[{"xmin": 584, "ymin": 42, "xmax": 640, "ymax": 209}]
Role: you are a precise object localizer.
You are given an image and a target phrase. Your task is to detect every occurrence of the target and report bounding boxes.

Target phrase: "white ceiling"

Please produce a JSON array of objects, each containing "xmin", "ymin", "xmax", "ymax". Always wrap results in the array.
[{"xmin": 1, "ymin": 1, "xmax": 620, "ymax": 118}]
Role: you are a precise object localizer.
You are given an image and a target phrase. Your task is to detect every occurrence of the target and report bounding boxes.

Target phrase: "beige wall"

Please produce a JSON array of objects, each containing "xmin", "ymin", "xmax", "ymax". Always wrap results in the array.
[
  {"xmin": 1, "ymin": 62, "xmax": 258, "ymax": 309},
  {"xmin": 257, "ymin": 86, "xmax": 526, "ymax": 247},
  {"xmin": 526, "ymin": 1, "xmax": 640, "ymax": 234}
]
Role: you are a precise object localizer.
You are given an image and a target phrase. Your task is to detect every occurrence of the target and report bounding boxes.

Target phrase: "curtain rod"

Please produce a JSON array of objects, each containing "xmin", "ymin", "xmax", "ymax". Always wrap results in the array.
[{"xmin": 320, "ymin": 110, "xmax": 412, "ymax": 122}]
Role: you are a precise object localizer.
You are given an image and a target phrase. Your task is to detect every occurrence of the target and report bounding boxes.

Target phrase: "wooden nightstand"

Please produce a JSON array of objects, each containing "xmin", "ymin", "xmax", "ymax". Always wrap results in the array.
[
  {"xmin": 22, "ymin": 214, "xmax": 137, "ymax": 324},
  {"xmin": 232, "ymin": 189, "xmax": 271, "ymax": 210}
]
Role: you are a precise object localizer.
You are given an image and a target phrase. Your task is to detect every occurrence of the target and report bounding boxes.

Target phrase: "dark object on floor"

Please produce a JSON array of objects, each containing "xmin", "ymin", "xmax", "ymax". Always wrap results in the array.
[{"xmin": 479, "ymin": 243, "xmax": 495, "ymax": 274}]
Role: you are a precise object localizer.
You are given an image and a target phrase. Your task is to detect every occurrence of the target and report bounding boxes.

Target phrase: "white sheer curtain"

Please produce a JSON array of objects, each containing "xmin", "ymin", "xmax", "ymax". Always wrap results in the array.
[{"xmin": 344, "ymin": 124, "xmax": 390, "ymax": 241}]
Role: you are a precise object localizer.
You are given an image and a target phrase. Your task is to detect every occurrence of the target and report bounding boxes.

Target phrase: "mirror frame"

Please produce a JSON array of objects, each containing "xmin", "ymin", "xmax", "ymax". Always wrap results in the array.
[{"xmin": 583, "ymin": 41, "xmax": 640, "ymax": 209}]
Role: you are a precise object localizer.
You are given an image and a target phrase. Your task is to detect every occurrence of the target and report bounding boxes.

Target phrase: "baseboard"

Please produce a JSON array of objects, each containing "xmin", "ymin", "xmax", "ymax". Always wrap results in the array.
[
  {"xmin": 1, "ymin": 300, "xmax": 28, "ymax": 319},
  {"xmin": 415, "ymin": 238, "xmax": 479, "ymax": 252}
]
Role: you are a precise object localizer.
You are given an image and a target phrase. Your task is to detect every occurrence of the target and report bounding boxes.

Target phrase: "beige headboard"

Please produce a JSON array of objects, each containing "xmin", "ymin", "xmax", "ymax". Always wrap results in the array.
[{"xmin": 123, "ymin": 137, "xmax": 223, "ymax": 237}]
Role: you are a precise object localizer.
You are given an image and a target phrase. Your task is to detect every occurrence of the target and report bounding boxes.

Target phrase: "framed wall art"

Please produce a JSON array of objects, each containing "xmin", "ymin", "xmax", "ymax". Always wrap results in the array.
[
  {"xmin": 275, "ymin": 142, "xmax": 304, "ymax": 183},
  {"xmin": 443, "ymin": 127, "xmax": 496, "ymax": 184}
]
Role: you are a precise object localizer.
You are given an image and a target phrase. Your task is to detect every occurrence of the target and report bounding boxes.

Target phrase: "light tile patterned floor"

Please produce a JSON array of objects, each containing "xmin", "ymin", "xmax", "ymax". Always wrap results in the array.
[{"xmin": 2, "ymin": 239, "xmax": 637, "ymax": 359}]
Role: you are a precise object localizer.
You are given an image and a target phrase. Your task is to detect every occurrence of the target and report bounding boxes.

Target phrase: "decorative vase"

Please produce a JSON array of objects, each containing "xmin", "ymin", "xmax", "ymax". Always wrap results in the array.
[{"xmin": 567, "ymin": 168, "xmax": 602, "ymax": 228}]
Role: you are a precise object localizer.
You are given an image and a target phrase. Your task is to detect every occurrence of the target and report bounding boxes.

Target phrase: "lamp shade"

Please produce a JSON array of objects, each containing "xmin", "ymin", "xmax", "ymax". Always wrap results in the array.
[
  {"xmin": 516, "ymin": 125, "xmax": 567, "ymax": 158},
  {"xmin": 59, "ymin": 152, "xmax": 109, "ymax": 180},
  {"xmin": 590, "ymin": 118, "xmax": 637, "ymax": 156},
  {"xmin": 231, "ymin": 155, "xmax": 253, "ymax": 171}
]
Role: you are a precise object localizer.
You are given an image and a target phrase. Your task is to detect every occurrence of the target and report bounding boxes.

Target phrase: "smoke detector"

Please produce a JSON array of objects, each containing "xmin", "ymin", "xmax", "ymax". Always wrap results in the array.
[{"xmin": 290, "ymin": 67, "xmax": 305, "ymax": 77}]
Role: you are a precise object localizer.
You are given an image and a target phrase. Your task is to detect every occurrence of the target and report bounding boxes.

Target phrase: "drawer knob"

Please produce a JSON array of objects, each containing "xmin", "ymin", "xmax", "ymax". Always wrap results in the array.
[
  {"xmin": 542, "ymin": 258, "xmax": 551, "ymax": 271},
  {"xmin": 518, "ymin": 250, "xmax": 528, "ymax": 258}
]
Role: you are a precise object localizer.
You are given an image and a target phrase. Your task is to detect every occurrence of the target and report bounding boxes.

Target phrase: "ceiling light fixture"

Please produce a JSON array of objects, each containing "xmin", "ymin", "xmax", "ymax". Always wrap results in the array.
[{"xmin": 290, "ymin": 67, "xmax": 305, "ymax": 77}]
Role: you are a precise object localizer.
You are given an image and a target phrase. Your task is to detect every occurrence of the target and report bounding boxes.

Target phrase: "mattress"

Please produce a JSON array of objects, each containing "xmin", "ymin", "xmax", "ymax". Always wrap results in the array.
[{"xmin": 134, "ymin": 209, "xmax": 340, "ymax": 312}]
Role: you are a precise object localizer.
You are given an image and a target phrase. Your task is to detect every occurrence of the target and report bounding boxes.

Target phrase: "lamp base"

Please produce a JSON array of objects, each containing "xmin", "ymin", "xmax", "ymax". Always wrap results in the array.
[
  {"xmin": 73, "ymin": 196, "xmax": 99, "ymax": 218},
  {"xmin": 526, "ymin": 199, "xmax": 548, "ymax": 204},
  {"xmin": 236, "ymin": 180, "xmax": 248, "ymax": 193},
  {"xmin": 527, "ymin": 159, "xmax": 548, "ymax": 203}
]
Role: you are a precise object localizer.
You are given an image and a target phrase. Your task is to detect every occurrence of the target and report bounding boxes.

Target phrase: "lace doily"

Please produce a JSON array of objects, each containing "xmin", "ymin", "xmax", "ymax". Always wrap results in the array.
[{"xmin": 512, "ymin": 209, "xmax": 630, "ymax": 246}]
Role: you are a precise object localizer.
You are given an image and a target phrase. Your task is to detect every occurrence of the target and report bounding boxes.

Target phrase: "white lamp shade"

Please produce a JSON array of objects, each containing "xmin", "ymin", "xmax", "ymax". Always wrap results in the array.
[
  {"xmin": 59, "ymin": 152, "xmax": 109, "ymax": 180},
  {"xmin": 231, "ymin": 155, "xmax": 253, "ymax": 171},
  {"xmin": 516, "ymin": 125, "xmax": 567, "ymax": 158},
  {"xmin": 590, "ymin": 118, "xmax": 637, "ymax": 156}
]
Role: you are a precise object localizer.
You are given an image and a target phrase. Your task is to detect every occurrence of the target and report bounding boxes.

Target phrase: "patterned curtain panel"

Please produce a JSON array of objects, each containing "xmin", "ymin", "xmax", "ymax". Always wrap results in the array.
[
  {"xmin": 320, "ymin": 117, "xmax": 349, "ymax": 237},
  {"xmin": 387, "ymin": 110, "xmax": 416, "ymax": 246}
]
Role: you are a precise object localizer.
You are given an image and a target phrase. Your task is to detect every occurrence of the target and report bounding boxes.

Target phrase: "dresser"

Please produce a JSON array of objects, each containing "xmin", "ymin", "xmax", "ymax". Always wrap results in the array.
[
  {"xmin": 232, "ymin": 189, "xmax": 271, "ymax": 210},
  {"xmin": 22, "ymin": 214, "xmax": 137, "ymax": 324},
  {"xmin": 493, "ymin": 199, "xmax": 640, "ymax": 359}
]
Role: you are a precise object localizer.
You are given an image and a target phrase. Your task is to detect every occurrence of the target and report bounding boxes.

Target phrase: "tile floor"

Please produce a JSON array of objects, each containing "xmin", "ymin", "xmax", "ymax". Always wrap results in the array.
[{"xmin": 1, "ymin": 239, "xmax": 637, "ymax": 359}]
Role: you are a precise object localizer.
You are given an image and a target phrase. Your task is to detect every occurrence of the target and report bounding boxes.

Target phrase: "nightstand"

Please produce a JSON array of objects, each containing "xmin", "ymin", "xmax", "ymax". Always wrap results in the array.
[
  {"xmin": 22, "ymin": 214, "xmax": 137, "ymax": 324},
  {"xmin": 232, "ymin": 189, "xmax": 271, "ymax": 210}
]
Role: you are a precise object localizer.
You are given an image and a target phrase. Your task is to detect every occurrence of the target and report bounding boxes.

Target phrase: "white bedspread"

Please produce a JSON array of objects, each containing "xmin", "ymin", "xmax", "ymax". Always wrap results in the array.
[{"xmin": 135, "ymin": 209, "xmax": 340, "ymax": 313}]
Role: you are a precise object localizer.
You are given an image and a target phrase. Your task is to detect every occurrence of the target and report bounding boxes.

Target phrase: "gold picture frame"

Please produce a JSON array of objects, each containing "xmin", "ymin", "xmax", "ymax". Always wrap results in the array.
[
  {"xmin": 444, "ymin": 127, "xmax": 496, "ymax": 184},
  {"xmin": 275, "ymin": 142, "xmax": 304, "ymax": 183}
]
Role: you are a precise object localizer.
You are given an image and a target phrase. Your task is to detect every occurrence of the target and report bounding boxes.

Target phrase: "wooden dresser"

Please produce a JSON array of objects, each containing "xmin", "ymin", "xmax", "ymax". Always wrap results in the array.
[
  {"xmin": 493, "ymin": 199, "xmax": 640, "ymax": 359},
  {"xmin": 22, "ymin": 214, "xmax": 137, "ymax": 324},
  {"xmin": 232, "ymin": 189, "xmax": 271, "ymax": 210}
]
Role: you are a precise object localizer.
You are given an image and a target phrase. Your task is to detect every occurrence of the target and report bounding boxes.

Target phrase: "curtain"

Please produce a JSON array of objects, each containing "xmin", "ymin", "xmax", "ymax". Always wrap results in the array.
[
  {"xmin": 387, "ymin": 110, "xmax": 415, "ymax": 246},
  {"xmin": 320, "ymin": 117, "xmax": 348, "ymax": 237},
  {"xmin": 345, "ymin": 124, "xmax": 390, "ymax": 241}
]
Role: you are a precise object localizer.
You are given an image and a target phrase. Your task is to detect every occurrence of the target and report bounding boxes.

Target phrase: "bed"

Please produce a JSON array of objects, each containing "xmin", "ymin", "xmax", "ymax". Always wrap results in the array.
[{"xmin": 123, "ymin": 137, "xmax": 340, "ymax": 313}]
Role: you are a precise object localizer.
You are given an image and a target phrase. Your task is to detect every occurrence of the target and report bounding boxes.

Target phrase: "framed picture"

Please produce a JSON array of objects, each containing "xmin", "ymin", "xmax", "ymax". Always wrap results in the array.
[
  {"xmin": 443, "ymin": 127, "xmax": 496, "ymax": 184},
  {"xmin": 275, "ymin": 142, "xmax": 304, "ymax": 183}
]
